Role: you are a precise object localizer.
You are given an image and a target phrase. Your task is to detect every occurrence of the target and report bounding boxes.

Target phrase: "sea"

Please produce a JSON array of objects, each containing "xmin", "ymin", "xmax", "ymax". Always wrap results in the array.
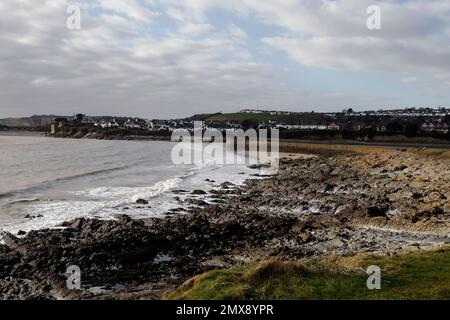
[{"xmin": 0, "ymin": 132, "xmax": 261, "ymax": 235}]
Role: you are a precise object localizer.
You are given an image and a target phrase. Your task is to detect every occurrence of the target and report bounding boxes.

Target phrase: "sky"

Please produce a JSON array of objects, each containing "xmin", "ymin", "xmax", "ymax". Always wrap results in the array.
[{"xmin": 1, "ymin": 0, "xmax": 450, "ymax": 119}]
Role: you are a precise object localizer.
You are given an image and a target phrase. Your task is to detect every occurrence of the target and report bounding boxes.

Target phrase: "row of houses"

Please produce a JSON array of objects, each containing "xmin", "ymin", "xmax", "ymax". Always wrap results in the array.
[
  {"xmin": 94, "ymin": 118, "xmax": 201, "ymax": 131},
  {"xmin": 51, "ymin": 111, "xmax": 450, "ymax": 135},
  {"xmin": 281, "ymin": 123, "xmax": 340, "ymax": 131},
  {"xmin": 240, "ymin": 109, "xmax": 293, "ymax": 115},
  {"xmin": 94, "ymin": 118, "xmax": 149, "ymax": 129},
  {"xmin": 241, "ymin": 107, "xmax": 450, "ymax": 118},
  {"xmin": 344, "ymin": 107, "xmax": 450, "ymax": 118},
  {"xmin": 421, "ymin": 121, "xmax": 449, "ymax": 133}
]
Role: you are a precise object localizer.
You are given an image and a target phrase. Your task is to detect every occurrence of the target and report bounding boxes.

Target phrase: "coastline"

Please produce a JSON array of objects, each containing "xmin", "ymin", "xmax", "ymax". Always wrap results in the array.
[
  {"xmin": 0, "ymin": 146, "xmax": 449, "ymax": 299},
  {"xmin": 45, "ymin": 127, "xmax": 450, "ymax": 148}
]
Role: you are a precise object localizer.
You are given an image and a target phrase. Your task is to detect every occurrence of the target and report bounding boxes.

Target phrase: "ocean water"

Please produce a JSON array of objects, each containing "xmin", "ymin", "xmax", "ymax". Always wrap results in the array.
[{"xmin": 0, "ymin": 133, "xmax": 259, "ymax": 235}]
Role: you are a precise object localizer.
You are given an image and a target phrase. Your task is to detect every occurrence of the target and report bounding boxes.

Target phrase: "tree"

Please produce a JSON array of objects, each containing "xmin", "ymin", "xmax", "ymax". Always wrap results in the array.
[
  {"xmin": 405, "ymin": 121, "xmax": 420, "ymax": 137},
  {"xmin": 241, "ymin": 119, "xmax": 259, "ymax": 130},
  {"xmin": 386, "ymin": 120, "xmax": 404, "ymax": 133},
  {"xmin": 74, "ymin": 114, "xmax": 84, "ymax": 123},
  {"xmin": 359, "ymin": 127, "xmax": 376, "ymax": 140}
]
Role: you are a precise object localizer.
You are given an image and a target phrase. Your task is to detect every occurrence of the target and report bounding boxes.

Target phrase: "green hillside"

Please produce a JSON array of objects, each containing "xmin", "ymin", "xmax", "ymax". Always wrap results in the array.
[{"xmin": 206, "ymin": 112, "xmax": 288, "ymax": 122}]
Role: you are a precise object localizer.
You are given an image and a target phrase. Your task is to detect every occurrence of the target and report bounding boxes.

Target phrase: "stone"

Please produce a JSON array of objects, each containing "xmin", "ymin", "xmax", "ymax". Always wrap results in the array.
[{"xmin": 191, "ymin": 190, "xmax": 207, "ymax": 195}]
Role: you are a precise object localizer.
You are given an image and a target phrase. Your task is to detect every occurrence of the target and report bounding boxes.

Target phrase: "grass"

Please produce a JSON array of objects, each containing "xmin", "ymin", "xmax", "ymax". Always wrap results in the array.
[
  {"xmin": 164, "ymin": 247, "xmax": 450, "ymax": 300},
  {"xmin": 278, "ymin": 141, "xmax": 450, "ymax": 160},
  {"xmin": 409, "ymin": 147, "xmax": 450, "ymax": 160},
  {"xmin": 278, "ymin": 141, "xmax": 393, "ymax": 156}
]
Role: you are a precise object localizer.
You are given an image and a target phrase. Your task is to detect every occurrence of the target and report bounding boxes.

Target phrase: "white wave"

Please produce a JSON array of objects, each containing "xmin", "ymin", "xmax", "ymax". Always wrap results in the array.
[
  {"xmin": 0, "ymin": 155, "xmax": 259, "ymax": 238},
  {"xmin": 0, "ymin": 175, "xmax": 186, "ymax": 236},
  {"xmin": 73, "ymin": 175, "xmax": 183, "ymax": 201}
]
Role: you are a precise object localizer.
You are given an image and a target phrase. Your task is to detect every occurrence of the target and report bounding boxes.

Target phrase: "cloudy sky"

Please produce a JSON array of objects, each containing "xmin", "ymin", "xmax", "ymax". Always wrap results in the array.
[{"xmin": 1, "ymin": 0, "xmax": 450, "ymax": 119}]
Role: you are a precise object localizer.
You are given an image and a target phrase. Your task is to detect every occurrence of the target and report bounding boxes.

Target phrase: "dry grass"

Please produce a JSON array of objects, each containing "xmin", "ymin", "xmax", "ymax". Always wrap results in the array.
[
  {"xmin": 279, "ymin": 141, "xmax": 393, "ymax": 156},
  {"xmin": 279, "ymin": 141, "xmax": 450, "ymax": 160},
  {"xmin": 408, "ymin": 147, "xmax": 450, "ymax": 159}
]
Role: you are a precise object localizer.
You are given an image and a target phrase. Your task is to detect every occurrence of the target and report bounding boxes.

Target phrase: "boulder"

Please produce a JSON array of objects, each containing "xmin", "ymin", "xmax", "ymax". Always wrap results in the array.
[
  {"xmin": 184, "ymin": 198, "xmax": 208, "ymax": 206},
  {"xmin": 191, "ymin": 190, "xmax": 207, "ymax": 195},
  {"xmin": 367, "ymin": 205, "xmax": 388, "ymax": 218}
]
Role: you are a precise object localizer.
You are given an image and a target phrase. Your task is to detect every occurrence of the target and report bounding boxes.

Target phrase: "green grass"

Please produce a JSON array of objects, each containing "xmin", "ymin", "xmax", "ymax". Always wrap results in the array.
[
  {"xmin": 164, "ymin": 247, "xmax": 450, "ymax": 300},
  {"xmin": 206, "ymin": 113, "xmax": 288, "ymax": 122}
]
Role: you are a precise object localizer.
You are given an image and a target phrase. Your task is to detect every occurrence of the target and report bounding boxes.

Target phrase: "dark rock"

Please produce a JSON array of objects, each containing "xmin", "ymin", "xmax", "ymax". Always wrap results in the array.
[
  {"xmin": 136, "ymin": 199, "xmax": 149, "ymax": 205},
  {"xmin": 219, "ymin": 182, "xmax": 235, "ymax": 189},
  {"xmin": 184, "ymin": 198, "xmax": 208, "ymax": 206},
  {"xmin": 116, "ymin": 214, "xmax": 132, "ymax": 224},
  {"xmin": 172, "ymin": 189, "xmax": 188, "ymax": 194},
  {"xmin": 367, "ymin": 206, "xmax": 388, "ymax": 217},
  {"xmin": 191, "ymin": 190, "xmax": 207, "ymax": 195},
  {"xmin": 412, "ymin": 192, "xmax": 423, "ymax": 199},
  {"xmin": 248, "ymin": 163, "xmax": 270, "ymax": 169},
  {"xmin": 66, "ymin": 218, "xmax": 84, "ymax": 230},
  {"xmin": 432, "ymin": 207, "xmax": 444, "ymax": 215},
  {"xmin": 2, "ymin": 233, "xmax": 19, "ymax": 249}
]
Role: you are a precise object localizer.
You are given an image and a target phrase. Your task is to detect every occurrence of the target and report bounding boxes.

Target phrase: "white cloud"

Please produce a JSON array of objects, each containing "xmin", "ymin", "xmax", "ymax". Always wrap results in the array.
[
  {"xmin": 160, "ymin": 0, "xmax": 450, "ymax": 87},
  {"xmin": 0, "ymin": 0, "xmax": 298, "ymax": 117},
  {"xmin": 178, "ymin": 23, "xmax": 215, "ymax": 35},
  {"xmin": 228, "ymin": 23, "xmax": 247, "ymax": 42},
  {"xmin": 99, "ymin": 0, "xmax": 160, "ymax": 22}
]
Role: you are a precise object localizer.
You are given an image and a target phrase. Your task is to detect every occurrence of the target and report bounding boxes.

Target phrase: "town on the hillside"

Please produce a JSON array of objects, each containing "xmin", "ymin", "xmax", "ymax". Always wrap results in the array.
[
  {"xmin": 46, "ymin": 107, "xmax": 450, "ymax": 137},
  {"xmin": 2, "ymin": 107, "xmax": 449, "ymax": 141}
]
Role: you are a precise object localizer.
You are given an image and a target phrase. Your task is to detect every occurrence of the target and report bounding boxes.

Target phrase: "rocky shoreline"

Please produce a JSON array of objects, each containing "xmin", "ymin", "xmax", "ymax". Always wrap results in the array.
[{"xmin": 1, "ymin": 149, "xmax": 449, "ymax": 299}]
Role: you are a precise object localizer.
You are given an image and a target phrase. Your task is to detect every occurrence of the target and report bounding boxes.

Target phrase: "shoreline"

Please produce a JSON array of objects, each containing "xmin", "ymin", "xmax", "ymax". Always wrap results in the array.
[
  {"xmin": 43, "ymin": 128, "xmax": 450, "ymax": 148},
  {"xmin": 0, "ymin": 147, "xmax": 449, "ymax": 299}
]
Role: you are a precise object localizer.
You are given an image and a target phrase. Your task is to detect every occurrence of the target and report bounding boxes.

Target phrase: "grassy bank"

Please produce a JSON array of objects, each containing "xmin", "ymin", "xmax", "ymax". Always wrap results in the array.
[
  {"xmin": 409, "ymin": 147, "xmax": 450, "ymax": 159},
  {"xmin": 279, "ymin": 141, "xmax": 393, "ymax": 156},
  {"xmin": 278, "ymin": 141, "xmax": 450, "ymax": 160},
  {"xmin": 165, "ymin": 247, "xmax": 450, "ymax": 300}
]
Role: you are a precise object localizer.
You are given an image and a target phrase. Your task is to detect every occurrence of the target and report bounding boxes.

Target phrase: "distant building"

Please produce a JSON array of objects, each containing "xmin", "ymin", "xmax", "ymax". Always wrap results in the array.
[
  {"xmin": 50, "ymin": 118, "xmax": 69, "ymax": 134},
  {"xmin": 74, "ymin": 114, "xmax": 85, "ymax": 123}
]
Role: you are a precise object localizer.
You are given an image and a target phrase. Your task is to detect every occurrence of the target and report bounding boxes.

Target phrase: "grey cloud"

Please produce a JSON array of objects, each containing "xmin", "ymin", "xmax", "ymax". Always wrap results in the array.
[{"xmin": 1, "ymin": 0, "xmax": 449, "ymax": 118}]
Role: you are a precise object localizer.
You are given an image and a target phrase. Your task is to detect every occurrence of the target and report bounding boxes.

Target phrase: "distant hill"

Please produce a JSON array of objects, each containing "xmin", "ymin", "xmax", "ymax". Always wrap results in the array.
[
  {"xmin": 0, "ymin": 115, "xmax": 65, "ymax": 128},
  {"xmin": 184, "ymin": 113, "xmax": 221, "ymax": 121},
  {"xmin": 205, "ymin": 112, "xmax": 289, "ymax": 122}
]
